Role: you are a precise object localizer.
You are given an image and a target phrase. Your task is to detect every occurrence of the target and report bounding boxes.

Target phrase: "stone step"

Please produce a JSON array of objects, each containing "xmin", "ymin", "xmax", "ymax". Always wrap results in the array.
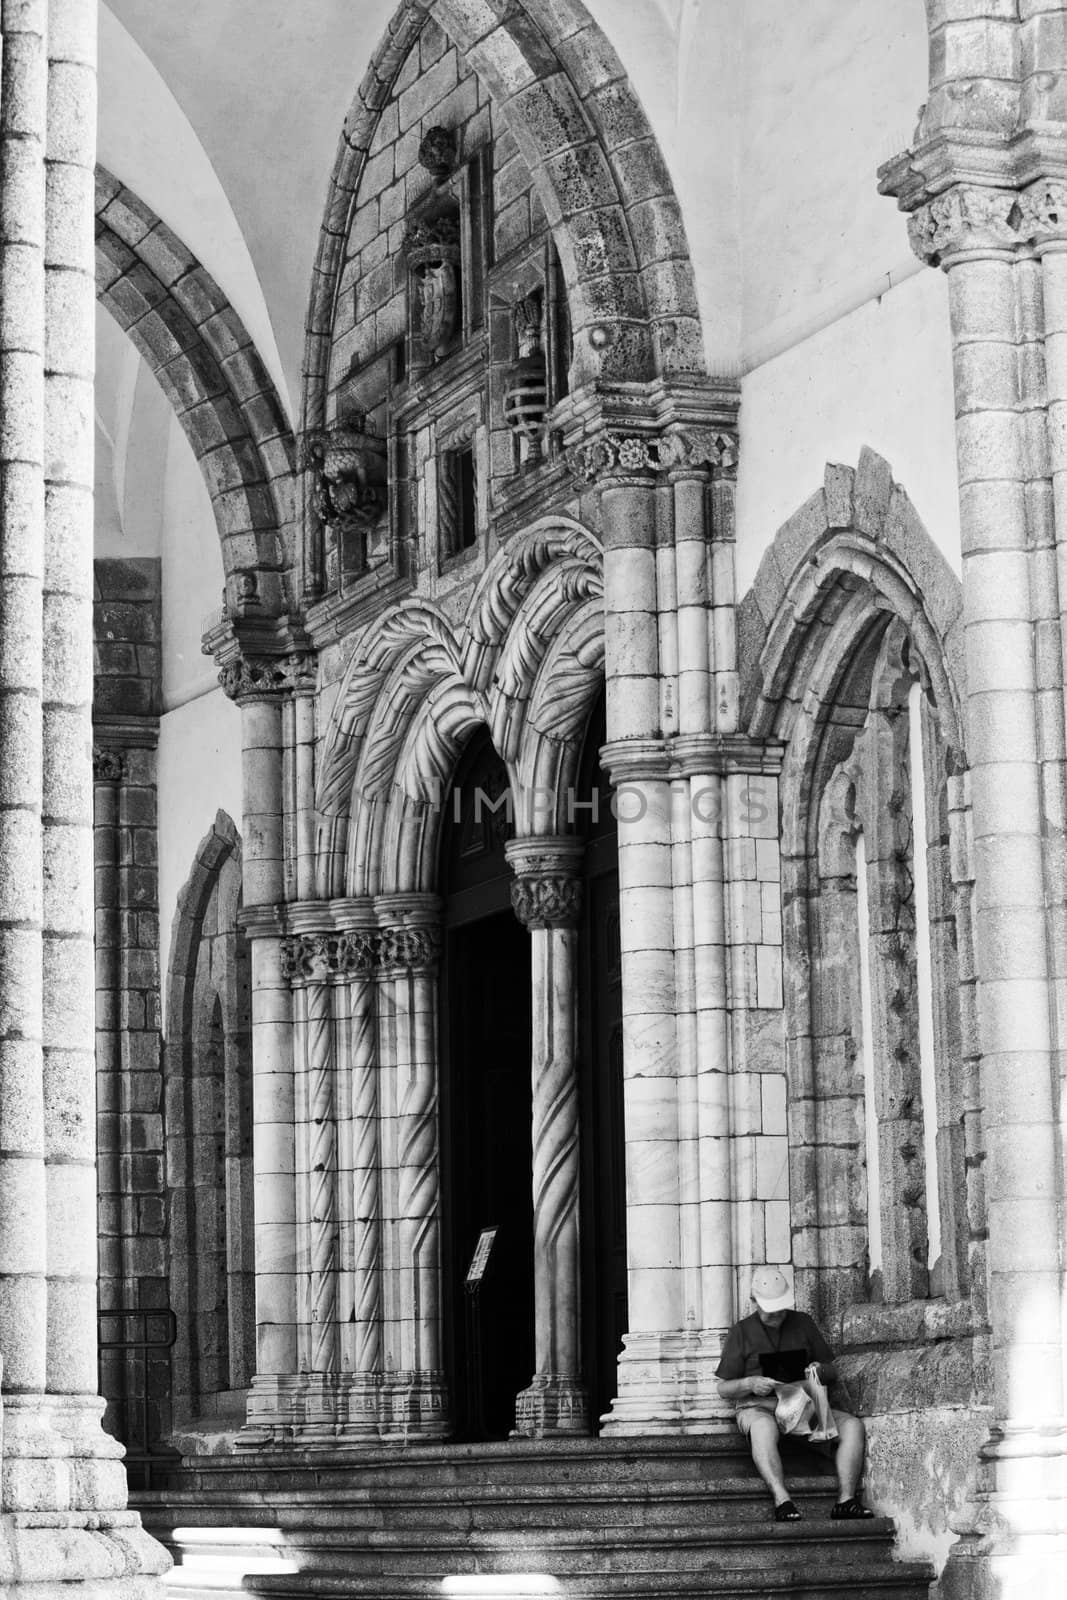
[
  {"xmin": 138, "ymin": 1436, "xmax": 828, "ymax": 1498},
  {"xmin": 139, "ymin": 1474, "xmax": 839, "ymax": 1521},
  {"xmin": 244, "ymin": 1565, "xmax": 932, "ymax": 1600},
  {"xmin": 180, "ymin": 1525, "xmax": 902, "ymax": 1577},
  {"xmin": 140, "ymin": 1439, "xmax": 932, "ymax": 1600}
]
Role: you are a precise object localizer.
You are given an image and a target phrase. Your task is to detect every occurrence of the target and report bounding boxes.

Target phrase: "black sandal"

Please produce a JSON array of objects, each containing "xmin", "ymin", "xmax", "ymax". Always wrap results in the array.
[
  {"xmin": 773, "ymin": 1499, "xmax": 802, "ymax": 1522},
  {"xmin": 830, "ymin": 1496, "xmax": 874, "ymax": 1520}
]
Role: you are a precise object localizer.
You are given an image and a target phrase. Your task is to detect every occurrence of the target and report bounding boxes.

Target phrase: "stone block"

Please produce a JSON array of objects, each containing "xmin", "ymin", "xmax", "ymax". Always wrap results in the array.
[
  {"xmin": 398, "ymin": 49, "xmax": 459, "ymax": 131},
  {"xmin": 823, "ymin": 462, "xmax": 854, "ymax": 529}
]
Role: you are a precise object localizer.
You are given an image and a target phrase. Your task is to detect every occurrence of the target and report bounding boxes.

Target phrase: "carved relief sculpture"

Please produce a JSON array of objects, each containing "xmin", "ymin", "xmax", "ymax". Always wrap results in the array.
[
  {"xmin": 503, "ymin": 292, "xmax": 548, "ymax": 457},
  {"xmin": 304, "ymin": 410, "xmax": 389, "ymax": 586}
]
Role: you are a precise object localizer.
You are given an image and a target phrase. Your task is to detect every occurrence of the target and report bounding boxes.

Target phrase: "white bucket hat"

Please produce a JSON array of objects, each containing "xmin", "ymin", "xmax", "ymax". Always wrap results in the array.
[{"xmin": 750, "ymin": 1266, "xmax": 794, "ymax": 1313}]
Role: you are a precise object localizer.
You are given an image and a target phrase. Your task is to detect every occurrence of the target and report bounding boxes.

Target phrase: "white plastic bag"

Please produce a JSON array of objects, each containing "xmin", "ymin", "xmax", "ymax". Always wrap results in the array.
[
  {"xmin": 774, "ymin": 1381, "xmax": 815, "ymax": 1435},
  {"xmin": 805, "ymin": 1361, "xmax": 839, "ymax": 1442}
]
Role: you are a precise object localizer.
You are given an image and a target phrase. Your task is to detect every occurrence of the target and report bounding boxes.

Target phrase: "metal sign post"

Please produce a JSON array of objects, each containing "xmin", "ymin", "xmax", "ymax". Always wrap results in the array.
[{"xmin": 464, "ymin": 1226, "xmax": 498, "ymax": 1440}]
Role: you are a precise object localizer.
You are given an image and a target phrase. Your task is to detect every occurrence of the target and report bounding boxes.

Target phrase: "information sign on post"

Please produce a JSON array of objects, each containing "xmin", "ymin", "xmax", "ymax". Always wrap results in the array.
[{"xmin": 465, "ymin": 1226, "xmax": 498, "ymax": 1290}]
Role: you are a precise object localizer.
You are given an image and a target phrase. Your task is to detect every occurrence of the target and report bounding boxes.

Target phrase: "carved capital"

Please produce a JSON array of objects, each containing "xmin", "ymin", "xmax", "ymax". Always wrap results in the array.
[
  {"xmin": 510, "ymin": 875, "xmax": 583, "ymax": 930},
  {"xmin": 506, "ymin": 838, "xmax": 585, "ymax": 929},
  {"xmin": 566, "ymin": 425, "xmax": 737, "ymax": 485},
  {"xmin": 92, "ymin": 746, "xmax": 126, "ymax": 783},
  {"xmin": 376, "ymin": 925, "xmax": 442, "ymax": 975},
  {"xmin": 907, "ymin": 185, "xmax": 1018, "ymax": 265},
  {"xmin": 906, "ymin": 181, "xmax": 1067, "ymax": 265},
  {"xmin": 219, "ymin": 652, "xmax": 316, "ymax": 702},
  {"xmin": 280, "ymin": 928, "xmax": 377, "ymax": 984},
  {"xmin": 1014, "ymin": 179, "xmax": 1067, "ymax": 249}
]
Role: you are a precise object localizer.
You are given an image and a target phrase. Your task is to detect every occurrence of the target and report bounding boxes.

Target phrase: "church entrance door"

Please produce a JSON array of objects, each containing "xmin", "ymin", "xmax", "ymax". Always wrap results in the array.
[{"xmin": 440, "ymin": 734, "xmax": 533, "ymax": 1440}]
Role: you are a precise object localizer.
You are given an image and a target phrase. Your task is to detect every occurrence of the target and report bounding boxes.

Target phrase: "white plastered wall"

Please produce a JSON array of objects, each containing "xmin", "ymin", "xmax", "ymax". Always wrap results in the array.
[{"xmin": 156, "ymin": 416, "xmax": 242, "ymax": 1012}]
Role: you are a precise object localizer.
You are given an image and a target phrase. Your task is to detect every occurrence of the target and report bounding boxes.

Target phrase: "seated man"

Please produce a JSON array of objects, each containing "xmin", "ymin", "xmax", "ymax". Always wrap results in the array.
[{"xmin": 715, "ymin": 1266, "xmax": 874, "ymax": 1523}]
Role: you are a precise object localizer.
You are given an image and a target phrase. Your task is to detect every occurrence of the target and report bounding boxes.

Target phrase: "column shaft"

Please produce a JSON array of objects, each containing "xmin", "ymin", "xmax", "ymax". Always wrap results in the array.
[
  {"xmin": 508, "ymin": 839, "xmax": 588, "ymax": 1438},
  {"xmin": 0, "ymin": 0, "xmax": 48, "ymax": 1402},
  {"xmin": 42, "ymin": 0, "xmax": 98, "ymax": 1401},
  {"xmin": 948, "ymin": 253, "xmax": 1063, "ymax": 1423}
]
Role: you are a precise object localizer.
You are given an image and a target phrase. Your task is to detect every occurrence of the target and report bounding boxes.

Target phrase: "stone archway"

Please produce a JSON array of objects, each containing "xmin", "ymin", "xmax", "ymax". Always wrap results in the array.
[
  {"xmin": 164, "ymin": 812, "xmax": 254, "ymax": 1430},
  {"xmin": 95, "ymin": 168, "xmax": 296, "ymax": 614}
]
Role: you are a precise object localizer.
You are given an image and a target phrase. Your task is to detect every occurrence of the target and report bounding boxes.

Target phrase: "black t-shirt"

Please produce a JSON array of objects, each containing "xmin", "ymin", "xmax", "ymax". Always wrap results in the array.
[{"xmin": 715, "ymin": 1310, "xmax": 835, "ymax": 1412}]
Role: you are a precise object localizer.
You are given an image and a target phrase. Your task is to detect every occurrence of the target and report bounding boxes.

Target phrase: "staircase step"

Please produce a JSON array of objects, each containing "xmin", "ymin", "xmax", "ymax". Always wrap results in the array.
[{"xmin": 138, "ymin": 1438, "xmax": 932, "ymax": 1600}]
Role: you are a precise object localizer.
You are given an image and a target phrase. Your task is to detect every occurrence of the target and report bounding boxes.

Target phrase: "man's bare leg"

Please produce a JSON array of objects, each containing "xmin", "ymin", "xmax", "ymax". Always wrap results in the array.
[
  {"xmin": 831, "ymin": 1410, "xmax": 866, "ymax": 1501},
  {"xmin": 746, "ymin": 1412, "xmax": 792, "ymax": 1506}
]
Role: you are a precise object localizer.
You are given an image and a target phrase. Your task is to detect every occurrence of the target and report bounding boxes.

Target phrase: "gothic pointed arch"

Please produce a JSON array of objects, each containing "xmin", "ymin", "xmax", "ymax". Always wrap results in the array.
[
  {"xmin": 738, "ymin": 450, "xmax": 978, "ymax": 1354},
  {"xmin": 305, "ymin": 0, "xmax": 705, "ymax": 466},
  {"xmin": 164, "ymin": 811, "xmax": 254, "ymax": 1426},
  {"xmin": 318, "ymin": 517, "xmax": 605, "ymax": 896},
  {"xmin": 95, "ymin": 168, "xmax": 296, "ymax": 612}
]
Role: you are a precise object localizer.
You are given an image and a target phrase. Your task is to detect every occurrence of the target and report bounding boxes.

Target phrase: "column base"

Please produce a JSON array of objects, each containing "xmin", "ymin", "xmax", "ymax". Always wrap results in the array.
[
  {"xmin": 511, "ymin": 1374, "xmax": 590, "ymax": 1439},
  {"xmin": 599, "ymin": 1330, "xmax": 735, "ymax": 1435},
  {"xmin": 0, "ymin": 1396, "xmax": 171, "ymax": 1596},
  {"xmin": 237, "ymin": 1373, "xmax": 309, "ymax": 1448},
  {"xmin": 380, "ymin": 1371, "xmax": 451, "ymax": 1441},
  {"xmin": 939, "ymin": 1422, "xmax": 1067, "ymax": 1600}
]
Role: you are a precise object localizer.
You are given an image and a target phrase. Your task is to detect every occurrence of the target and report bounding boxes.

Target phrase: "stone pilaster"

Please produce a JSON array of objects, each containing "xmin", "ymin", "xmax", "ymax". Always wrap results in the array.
[
  {"xmin": 507, "ymin": 837, "xmax": 589, "ymax": 1439},
  {"xmin": 881, "ymin": 37, "xmax": 1067, "ymax": 1590},
  {"xmin": 561, "ymin": 392, "xmax": 764, "ymax": 1435},
  {"xmin": 0, "ymin": 1, "xmax": 168, "ymax": 1590}
]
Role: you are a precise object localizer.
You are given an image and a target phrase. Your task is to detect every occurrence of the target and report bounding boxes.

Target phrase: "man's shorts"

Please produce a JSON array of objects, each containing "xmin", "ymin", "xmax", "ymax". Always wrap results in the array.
[{"xmin": 735, "ymin": 1403, "xmax": 857, "ymax": 1453}]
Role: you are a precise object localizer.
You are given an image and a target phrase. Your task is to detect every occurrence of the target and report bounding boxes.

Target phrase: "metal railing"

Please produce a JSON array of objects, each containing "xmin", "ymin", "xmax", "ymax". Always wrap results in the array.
[{"xmin": 98, "ymin": 1307, "xmax": 177, "ymax": 1490}]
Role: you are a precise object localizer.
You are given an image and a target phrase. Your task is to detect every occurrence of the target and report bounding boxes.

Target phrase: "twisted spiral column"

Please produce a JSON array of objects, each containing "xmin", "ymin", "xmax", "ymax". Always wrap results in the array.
[
  {"xmin": 377, "ymin": 898, "xmax": 449, "ymax": 1439},
  {"xmin": 507, "ymin": 838, "xmax": 589, "ymax": 1438},
  {"xmin": 338, "ymin": 930, "xmax": 382, "ymax": 1436}
]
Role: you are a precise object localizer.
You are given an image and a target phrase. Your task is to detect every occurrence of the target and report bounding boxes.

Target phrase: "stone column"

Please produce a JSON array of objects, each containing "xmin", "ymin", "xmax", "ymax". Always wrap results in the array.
[
  {"xmin": 333, "ymin": 923, "xmax": 382, "ymax": 1438},
  {"xmin": 284, "ymin": 934, "xmax": 341, "ymax": 1437},
  {"xmin": 224, "ymin": 667, "xmax": 297, "ymax": 1447},
  {"xmin": 878, "ymin": 166, "xmax": 1067, "ymax": 1592},
  {"xmin": 376, "ymin": 894, "xmax": 448, "ymax": 1440},
  {"xmin": 507, "ymin": 837, "xmax": 589, "ymax": 1438},
  {"xmin": 565, "ymin": 414, "xmax": 743, "ymax": 1436},
  {"xmin": 0, "ymin": 0, "xmax": 167, "ymax": 1588}
]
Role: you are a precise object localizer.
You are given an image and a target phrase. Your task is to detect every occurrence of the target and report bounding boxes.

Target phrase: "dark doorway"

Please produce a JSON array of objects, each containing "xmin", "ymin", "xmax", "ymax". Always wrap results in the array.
[
  {"xmin": 578, "ymin": 698, "xmax": 628, "ymax": 1428},
  {"xmin": 440, "ymin": 732, "xmax": 534, "ymax": 1440}
]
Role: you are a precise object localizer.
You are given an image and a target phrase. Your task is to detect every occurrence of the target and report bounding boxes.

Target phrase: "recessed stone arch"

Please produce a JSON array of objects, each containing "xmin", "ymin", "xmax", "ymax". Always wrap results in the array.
[
  {"xmin": 737, "ymin": 449, "xmax": 977, "ymax": 1336},
  {"xmin": 305, "ymin": 0, "xmax": 705, "ymax": 452},
  {"xmin": 164, "ymin": 811, "xmax": 255, "ymax": 1426},
  {"xmin": 95, "ymin": 168, "xmax": 296, "ymax": 613},
  {"xmin": 317, "ymin": 516, "xmax": 605, "ymax": 896}
]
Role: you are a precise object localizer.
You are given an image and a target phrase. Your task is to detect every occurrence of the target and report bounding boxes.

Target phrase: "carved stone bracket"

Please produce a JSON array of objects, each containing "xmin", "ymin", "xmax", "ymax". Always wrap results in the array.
[
  {"xmin": 565, "ymin": 424, "xmax": 737, "ymax": 485},
  {"xmin": 219, "ymin": 652, "xmax": 317, "ymax": 703},
  {"xmin": 905, "ymin": 179, "xmax": 1067, "ymax": 267},
  {"xmin": 280, "ymin": 924, "xmax": 441, "ymax": 984},
  {"xmin": 506, "ymin": 838, "xmax": 585, "ymax": 930}
]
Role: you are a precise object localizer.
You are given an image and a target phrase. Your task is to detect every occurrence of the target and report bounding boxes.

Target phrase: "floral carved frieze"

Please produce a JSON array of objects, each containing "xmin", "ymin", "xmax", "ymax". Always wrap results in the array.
[
  {"xmin": 280, "ymin": 925, "xmax": 441, "ymax": 984},
  {"xmin": 908, "ymin": 180, "xmax": 1067, "ymax": 265},
  {"xmin": 566, "ymin": 425, "xmax": 738, "ymax": 485},
  {"xmin": 219, "ymin": 652, "xmax": 316, "ymax": 703}
]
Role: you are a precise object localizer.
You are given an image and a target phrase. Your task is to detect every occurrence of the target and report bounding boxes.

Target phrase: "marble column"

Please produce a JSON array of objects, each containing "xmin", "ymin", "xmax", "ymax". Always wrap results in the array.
[
  {"xmin": 0, "ymin": 0, "xmax": 167, "ymax": 1589},
  {"xmin": 333, "ymin": 925, "xmax": 382, "ymax": 1437},
  {"xmin": 507, "ymin": 837, "xmax": 589, "ymax": 1438},
  {"xmin": 376, "ymin": 894, "xmax": 448, "ymax": 1439}
]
